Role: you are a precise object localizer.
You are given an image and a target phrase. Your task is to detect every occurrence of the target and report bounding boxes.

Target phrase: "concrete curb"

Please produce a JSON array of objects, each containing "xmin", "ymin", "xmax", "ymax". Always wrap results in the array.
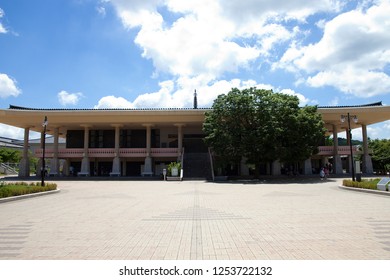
[
  {"xmin": 0, "ymin": 189, "xmax": 61, "ymax": 204},
  {"xmin": 339, "ymin": 185, "xmax": 390, "ymax": 196}
]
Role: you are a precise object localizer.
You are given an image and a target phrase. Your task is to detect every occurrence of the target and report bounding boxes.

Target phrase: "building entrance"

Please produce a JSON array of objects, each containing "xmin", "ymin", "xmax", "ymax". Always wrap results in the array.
[{"xmin": 183, "ymin": 134, "xmax": 208, "ymax": 153}]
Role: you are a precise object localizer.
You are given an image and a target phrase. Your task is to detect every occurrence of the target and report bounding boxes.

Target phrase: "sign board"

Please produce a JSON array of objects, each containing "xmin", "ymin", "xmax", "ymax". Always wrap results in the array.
[{"xmin": 377, "ymin": 178, "xmax": 390, "ymax": 191}]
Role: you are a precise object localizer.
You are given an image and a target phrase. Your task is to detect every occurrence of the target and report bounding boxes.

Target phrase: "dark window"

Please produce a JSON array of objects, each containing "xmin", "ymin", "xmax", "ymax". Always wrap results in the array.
[
  {"xmin": 66, "ymin": 130, "xmax": 84, "ymax": 148},
  {"xmin": 120, "ymin": 129, "xmax": 131, "ymax": 148},
  {"xmin": 103, "ymin": 130, "xmax": 115, "ymax": 148},
  {"xmin": 130, "ymin": 130, "xmax": 146, "ymax": 148},
  {"xmin": 89, "ymin": 130, "xmax": 115, "ymax": 148},
  {"xmin": 152, "ymin": 129, "xmax": 160, "ymax": 148}
]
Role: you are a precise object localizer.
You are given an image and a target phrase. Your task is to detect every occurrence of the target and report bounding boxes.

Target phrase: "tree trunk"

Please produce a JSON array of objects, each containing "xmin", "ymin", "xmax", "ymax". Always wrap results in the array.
[{"xmin": 254, "ymin": 162, "xmax": 260, "ymax": 179}]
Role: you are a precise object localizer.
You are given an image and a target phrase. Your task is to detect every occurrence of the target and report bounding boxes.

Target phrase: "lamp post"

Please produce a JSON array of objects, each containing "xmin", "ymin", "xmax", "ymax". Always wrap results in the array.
[
  {"xmin": 341, "ymin": 113, "xmax": 358, "ymax": 181},
  {"xmin": 41, "ymin": 116, "xmax": 48, "ymax": 186}
]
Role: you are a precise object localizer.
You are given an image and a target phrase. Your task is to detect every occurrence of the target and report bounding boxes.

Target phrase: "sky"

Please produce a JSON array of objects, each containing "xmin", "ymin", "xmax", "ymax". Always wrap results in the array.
[{"xmin": 0, "ymin": 0, "xmax": 390, "ymax": 140}]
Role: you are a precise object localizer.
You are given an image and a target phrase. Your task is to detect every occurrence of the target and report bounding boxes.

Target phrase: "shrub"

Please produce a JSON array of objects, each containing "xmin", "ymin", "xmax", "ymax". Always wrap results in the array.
[
  {"xmin": 167, "ymin": 162, "xmax": 181, "ymax": 176},
  {"xmin": 342, "ymin": 179, "xmax": 380, "ymax": 190},
  {"xmin": 0, "ymin": 182, "xmax": 57, "ymax": 198}
]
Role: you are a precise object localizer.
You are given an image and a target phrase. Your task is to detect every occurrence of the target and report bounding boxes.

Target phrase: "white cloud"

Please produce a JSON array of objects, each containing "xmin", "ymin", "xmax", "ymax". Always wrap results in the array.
[
  {"xmin": 0, "ymin": 124, "xmax": 25, "ymax": 140},
  {"xmin": 132, "ymin": 11, "xmax": 259, "ymax": 78},
  {"xmin": 280, "ymin": 88, "xmax": 311, "ymax": 106},
  {"xmin": 276, "ymin": 0, "xmax": 390, "ymax": 97},
  {"xmin": 0, "ymin": 124, "xmax": 40, "ymax": 140},
  {"xmin": 0, "ymin": 73, "xmax": 21, "ymax": 98},
  {"xmin": 107, "ymin": 0, "xmax": 342, "ymax": 82},
  {"xmin": 94, "ymin": 77, "xmax": 310, "ymax": 110},
  {"xmin": 336, "ymin": 120, "xmax": 390, "ymax": 141},
  {"xmin": 57, "ymin": 90, "xmax": 83, "ymax": 106},
  {"xmin": 367, "ymin": 120, "xmax": 390, "ymax": 140},
  {"xmin": 94, "ymin": 95, "xmax": 134, "ymax": 109},
  {"xmin": 102, "ymin": 0, "xmax": 349, "ymax": 113},
  {"xmin": 307, "ymin": 68, "xmax": 390, "ymax": 97},
  {"xmin": 0, "ymin": 8, "xmax": 7, "ymax": 34},
  {"xmin": 96, "ymin": 6, "xmax": 106, "ymax": 17}
]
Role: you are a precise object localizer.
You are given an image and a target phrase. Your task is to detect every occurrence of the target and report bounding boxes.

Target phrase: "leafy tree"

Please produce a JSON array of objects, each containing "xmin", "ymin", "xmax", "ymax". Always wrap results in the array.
[
  {"xmin": 0, "ymin": 148, "xmax": 21, "ymax": 163},
  {"xmin": 203, "ymin": 88, "xmax": 252, "ymax": 170},
  {"xmin": 278, "ymin": 105, "xmax": 324, "ymax": 163},
  {"xmin": 28, "ymin": 150, "xmax": 39, "ymax": 173},
  {"xmin": 203, "ymin": 88, "xmax": 325, "ymax": 176},
  {"xmin": 369, "ymin": 139, "xmax": 390, "ymax": 174}
]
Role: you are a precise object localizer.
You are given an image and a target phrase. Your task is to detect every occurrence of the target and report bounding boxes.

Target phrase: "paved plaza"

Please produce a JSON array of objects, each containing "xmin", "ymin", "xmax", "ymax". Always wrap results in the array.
[{"xmin": 0, "ymin": 178, "xmax": 389, "ymax": 260}]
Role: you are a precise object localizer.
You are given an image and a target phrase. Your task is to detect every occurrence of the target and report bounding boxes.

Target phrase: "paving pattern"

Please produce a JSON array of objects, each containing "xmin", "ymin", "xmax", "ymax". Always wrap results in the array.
[{"xmin": 0, "ymin": 178, "xmax": 389, "ymax": 260}]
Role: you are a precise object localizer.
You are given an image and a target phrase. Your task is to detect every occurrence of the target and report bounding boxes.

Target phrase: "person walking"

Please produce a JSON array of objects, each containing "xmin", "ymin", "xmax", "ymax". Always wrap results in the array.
[{"xmin": 320, "ymin": 168, "xmax": 326, "ymax": 180}]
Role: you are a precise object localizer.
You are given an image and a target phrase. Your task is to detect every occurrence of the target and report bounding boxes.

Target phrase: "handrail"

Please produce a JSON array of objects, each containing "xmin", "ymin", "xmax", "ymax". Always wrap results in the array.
[
  {"xmin": 317, "ymin": 145, "xmax": 361, "ymax": 155},
  {"xmin": 0, "ymin": 162, "xmax": 18, "ymax": 175},
  {"xmin": 35, "ymin": 148, "xmax": 180, "ymax": 158}
]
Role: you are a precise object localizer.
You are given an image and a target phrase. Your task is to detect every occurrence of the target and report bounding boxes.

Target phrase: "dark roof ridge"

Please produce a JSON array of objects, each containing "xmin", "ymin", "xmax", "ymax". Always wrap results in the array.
[
  {"xmin": 8, "ymin": 101, "xmax": 383, "ymax": 111},
  {"xmin": 8, "ymin": 105, "xmax": 211, "ymax": 111},
  {"xmin": 318, "ymin": 101, "xmax": 382, "ymax": 108}
]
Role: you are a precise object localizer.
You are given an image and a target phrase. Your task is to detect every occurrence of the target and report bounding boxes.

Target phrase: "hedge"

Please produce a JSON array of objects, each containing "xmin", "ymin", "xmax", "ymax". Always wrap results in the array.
[
  {"xmin": 0, "ymin": 182, "xmax": 57, "ymax": 198},
  {"xmin": 342, "ymin": 179, "xmax": 381, "ymax": 190}
]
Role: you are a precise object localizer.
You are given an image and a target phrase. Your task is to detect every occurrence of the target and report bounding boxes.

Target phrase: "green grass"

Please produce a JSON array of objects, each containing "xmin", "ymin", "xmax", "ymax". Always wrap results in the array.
[
  {"xmin": 0, "ymin": 182, "xmax": 57, "ymax": 198},
  {"xmin": 342, "ymin": 178, "xmax": 382, "ymax": 190}
]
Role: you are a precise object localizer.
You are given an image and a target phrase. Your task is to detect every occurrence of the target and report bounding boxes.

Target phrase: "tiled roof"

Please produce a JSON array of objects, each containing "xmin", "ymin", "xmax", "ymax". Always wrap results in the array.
[
  {"xmin": 8, "ymin": 105, "xmax": 211, "ymax": 111},
  {"xmin": 317, "ymin": 101, "xmax": 382, "ymax": 108},
  {"xmin": 9, "ymin": 101, "xmax": 383, "ymax": 111}
]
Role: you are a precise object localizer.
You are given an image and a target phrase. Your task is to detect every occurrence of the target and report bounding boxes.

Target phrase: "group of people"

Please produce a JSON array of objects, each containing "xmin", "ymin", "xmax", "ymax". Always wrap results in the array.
[{"xmin": 319, "ymin": 163, "xmax": 332, "ymax": 180}]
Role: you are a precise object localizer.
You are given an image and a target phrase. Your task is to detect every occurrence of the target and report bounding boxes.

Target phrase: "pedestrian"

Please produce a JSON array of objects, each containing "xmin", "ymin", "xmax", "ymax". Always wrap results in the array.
[
  {"xmin": 324, "ymin": 166, "xmax": 329, "ymax": 177},
  {"xmin": 320, "ymin": 168, "xmax": 326, "ymax": 180}
]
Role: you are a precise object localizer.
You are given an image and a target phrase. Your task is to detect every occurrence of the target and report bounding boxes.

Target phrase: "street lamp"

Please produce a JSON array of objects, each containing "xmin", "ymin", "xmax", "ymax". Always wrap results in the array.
[
  {"xmin": 340, "ymin": 113, "xmax": 358, "ymax": 181},
  {"xmin": 41, "ymin": 116, "xmax": 48, "ymax": 186}
]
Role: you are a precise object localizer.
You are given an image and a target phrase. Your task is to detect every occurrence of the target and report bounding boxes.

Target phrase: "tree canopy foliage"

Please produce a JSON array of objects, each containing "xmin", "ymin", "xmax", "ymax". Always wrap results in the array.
[
  {"xmin": 203, "ymin": 88, "xmax": 325, "ymax": 175},
  {"xmin": 0, "ymin": 148, "xmax": 21, "ymax": 163},
  {"xmin": 369, "ymin": 139, "xmax": 390, "ymax": 174}
]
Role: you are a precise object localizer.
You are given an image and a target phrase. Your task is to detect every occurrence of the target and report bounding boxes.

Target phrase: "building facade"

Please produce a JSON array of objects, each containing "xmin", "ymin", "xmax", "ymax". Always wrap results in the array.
[{"xmin": 1, "ymin": 102, "xmax": 390, "ymax": 179}]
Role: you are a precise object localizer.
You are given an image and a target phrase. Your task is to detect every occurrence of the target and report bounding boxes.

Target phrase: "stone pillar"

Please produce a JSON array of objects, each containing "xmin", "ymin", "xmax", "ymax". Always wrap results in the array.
[
  {"xmin": 36, "ymin": 131, "xmax": 44, "ymax": 176},
  {"xmin": 18, "ymin": 127, "xmax": 30, "ymax": 177},
  {"xmin": 110, "ymin": 125, "xmax": 121, "ymax": 176},
  {"xmin": 333, "ymin": 124, "xmax": 343, "ymax": 174},
  {"xmin": 271, "ymin": 160, "xmax": 281, "ymax": 176},
  {"xmin": 49, "ymin": 127, "xmax": 60, "ymax": 176},
  {"xmin": 361, "ymin": 124, "xmax": 373, "ymax": 174},
  {"xmin": 79, "ymin": 125, "xmax": 90, "ymax": 176},
  {"xmin": 142, "ymin": 124, "xmax": 153, "ymax": 175},
  {"xmin": 62, "ymin": 160, "xmax": 69, "ymax": 176},
  {"xmin": 175, "ymin": 124, "xmax": 184, "ymax": 160}
]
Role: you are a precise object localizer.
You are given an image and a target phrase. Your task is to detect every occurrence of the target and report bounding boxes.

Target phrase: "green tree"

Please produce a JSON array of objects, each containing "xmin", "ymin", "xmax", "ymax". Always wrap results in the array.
[
  {"xmin": 278, "ymin": 105, "xmax": 324, "ymax": 163},
  {"xmin": 0, "ymin": 148, "xmax": 21, "ymax": 163},
  {"xmin": 369, "ymin": 139, "xmax": 390, "ymax": 174},
  {"xmin": 203, "ymin": 88, "xmax": 325, "ymax": 176},
  {"xmin": 203, "ymin": 88, "xmax": 252, "ymax": 170}
]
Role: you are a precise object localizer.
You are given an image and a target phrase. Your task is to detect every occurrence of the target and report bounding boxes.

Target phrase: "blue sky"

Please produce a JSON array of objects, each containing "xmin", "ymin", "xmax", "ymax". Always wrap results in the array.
[{"xmin": 1, "ymin": 0, "xmax": 390, "ymax": 139}]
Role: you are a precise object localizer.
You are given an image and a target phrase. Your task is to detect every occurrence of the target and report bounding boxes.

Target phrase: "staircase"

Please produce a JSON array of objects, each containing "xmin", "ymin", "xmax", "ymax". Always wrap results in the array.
[
  {"xmin": 183, "ymin": 153, "xmax": 213, "ymax": 180},
  {"xmin": 0, "ymin": 163, "xmax": 18, "ymax": 175}
]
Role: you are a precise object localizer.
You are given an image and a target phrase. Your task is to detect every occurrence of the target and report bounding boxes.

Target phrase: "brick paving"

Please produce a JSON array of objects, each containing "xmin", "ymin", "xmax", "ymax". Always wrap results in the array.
[{"xmin": 0, "ymin": 178, "xmax": 389, "ymax": 260}]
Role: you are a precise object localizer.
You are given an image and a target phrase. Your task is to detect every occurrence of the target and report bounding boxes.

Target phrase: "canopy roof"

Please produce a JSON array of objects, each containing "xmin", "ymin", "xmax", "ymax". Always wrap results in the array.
[{"xmin": 1, "ymin": 102, "xmax": 389, "ymax": 137}]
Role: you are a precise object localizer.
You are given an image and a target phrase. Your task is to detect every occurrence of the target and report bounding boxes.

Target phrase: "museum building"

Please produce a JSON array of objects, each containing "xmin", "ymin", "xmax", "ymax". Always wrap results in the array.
[{"xmin": 1, "ymin": 101, "xmax": 390, "ymax": 179}]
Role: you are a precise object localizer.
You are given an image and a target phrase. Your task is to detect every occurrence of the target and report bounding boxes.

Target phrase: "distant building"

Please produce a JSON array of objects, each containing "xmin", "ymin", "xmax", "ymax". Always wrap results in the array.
[{"xmin": 0, "ymin": 136, "xmax": 23, "ymax": 150}]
